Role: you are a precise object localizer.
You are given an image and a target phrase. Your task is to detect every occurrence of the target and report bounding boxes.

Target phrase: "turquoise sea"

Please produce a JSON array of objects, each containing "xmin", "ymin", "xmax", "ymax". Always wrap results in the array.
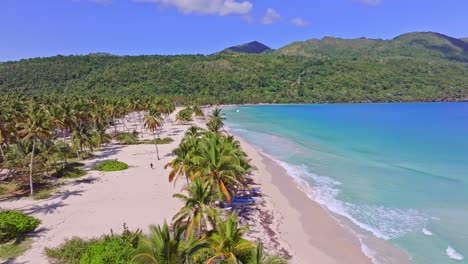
[{"xmin": 223, "ymin": 103, "xmax": 468, "ymax": 264}]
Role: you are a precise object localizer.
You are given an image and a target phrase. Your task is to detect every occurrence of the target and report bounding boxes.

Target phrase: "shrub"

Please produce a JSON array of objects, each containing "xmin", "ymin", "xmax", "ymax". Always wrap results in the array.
[
  {"xmin": 139, "ymin": 137, "xmax": 174, "ymax": 145},
  {"xmin": 93, "ymin": 160, "xmax": 129, "ymax": 172},
  {"xmin": 53, "ymin": 162, "xmax": 87, "ymax": 179},
  {"xmin": 33, "ymin": 188, "xmax": 54, "ymax": 200},
  {"xmin": 114, "ymin": 132, "xmax": 139, "ymax": 145},
  {"xmin": 45, "ymin": 224, "xmax": 140, "ymax": 264},
  {"xmin": 0, "ymin": 186, "xmax": 6, "ymax": 196},
  {"xmin": 45, "ymin": 237, "xmax": 96, "ymax": 264},
  {"xmin": 0, "ymin": 211, "xmax": 41, "ymax": 243}
]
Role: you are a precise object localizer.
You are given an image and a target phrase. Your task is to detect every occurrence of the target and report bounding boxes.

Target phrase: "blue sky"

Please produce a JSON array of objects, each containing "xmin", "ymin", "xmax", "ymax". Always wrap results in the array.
[{"xmin": 1, "ymin": 0, "xmax": 467, "ymax": 61}]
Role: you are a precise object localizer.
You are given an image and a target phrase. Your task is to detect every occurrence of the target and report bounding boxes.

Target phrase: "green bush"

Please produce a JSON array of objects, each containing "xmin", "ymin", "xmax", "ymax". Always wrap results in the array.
[
  {"xmin": 0, "ymin": 186, "xmax": 6, "ymax": 196},
  {"xmin": 33, "ymin": 188, "xmax": 54, "ymax": 200},
  {"xmin": 0, "ymin": 237, "xmax": 33, "ymax": 260},
  {"xmin": 45, "ymin": 225, "xmax": 140, "ymax": 264},
  {"xmin": 45, "ymin": 237, "xmax": 96, "ymax": 264},
  {"xmin": 53, "ymin": 162, "xmax": 87, "ymax": 179},
  {"xmin": 114, "ymin": 132, "xmax": 139, "ymax": 145},
  {"xmin": 93, "ymin": 160, "xmax": 129, "ymax": 172},
  {"xmin": 0, "ymin": 211, "xmax": 41, "ymax": 243},
  {"xmin": 139, "ymin": 137, "xmax": 174, "ymax": 145}
]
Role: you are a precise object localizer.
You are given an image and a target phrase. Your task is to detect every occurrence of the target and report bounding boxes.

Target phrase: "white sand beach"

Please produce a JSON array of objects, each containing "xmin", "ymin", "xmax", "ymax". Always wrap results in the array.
[{"xmin": 1, "ymin": 107, "xmax": 371, "ymax": 264}]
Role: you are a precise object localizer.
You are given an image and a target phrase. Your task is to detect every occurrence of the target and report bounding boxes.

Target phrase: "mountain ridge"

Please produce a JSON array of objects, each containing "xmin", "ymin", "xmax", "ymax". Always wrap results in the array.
[{"xmin": 222, "ymin": 41, "xmax": 272, "ymax": 54}]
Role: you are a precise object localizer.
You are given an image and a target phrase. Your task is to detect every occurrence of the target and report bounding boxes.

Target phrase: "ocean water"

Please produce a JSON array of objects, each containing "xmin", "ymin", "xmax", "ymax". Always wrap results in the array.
[{"xmin": 223, "ymin": 103, "xmax": 468, "ymax": 264}]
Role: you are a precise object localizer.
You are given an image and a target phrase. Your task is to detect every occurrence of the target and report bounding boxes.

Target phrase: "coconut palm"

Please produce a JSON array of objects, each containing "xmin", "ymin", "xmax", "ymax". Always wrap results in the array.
[
  {"xmin": 192, "ymin": 106, "xmax": 205, "ymax": 119},
  {"xmin": 71, "ymin": 124, "xmax": 94, "ymax": 159},
  {"xmin": 207, "ymin": 108, "xmax": 225, "ymax": 133},
  {"xmin": 191, "ymin": 133, "xmax": 245, "ymax": 203},
  {"xmin": 165, "ymin": 141, "xmax": 197, "ymax": 184},
  {"xmin": 91, "ymin": 122, "xmax": 112, "ymax": 149},
  {"xmin": 244, "ymin": 243, "xmax": 287, "ymax": 264},
  {"xmin": 133, "ymin": 221, "xmax": 208, "ymax": 264},
  {"xmin": 172, "ymin": 179, "xmax": 219, "ymax": 238},
  {"xmin": 144, "ymin": 111, "xmax": 163, "ymax": 160},
  {"xmin": 206, "ymin": 212, "xmax": 254, "ymax": 264},
  {"xmin": 17, "ymin": 105, "xmax": 52, "ymax": 196}
]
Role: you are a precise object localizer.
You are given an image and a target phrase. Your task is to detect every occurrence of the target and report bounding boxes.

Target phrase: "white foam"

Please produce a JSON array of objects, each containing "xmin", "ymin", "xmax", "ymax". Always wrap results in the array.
[
  {"xmin": 422, "ymin": 228, "xmax": 433, "ymax": 236},
  {"xmin": 447, "ymin": 246, "xmax": 464, "ymax": 261},
  {"xmin": 269, "ymin": 160, "xmax": 430, "ymax": 241}
]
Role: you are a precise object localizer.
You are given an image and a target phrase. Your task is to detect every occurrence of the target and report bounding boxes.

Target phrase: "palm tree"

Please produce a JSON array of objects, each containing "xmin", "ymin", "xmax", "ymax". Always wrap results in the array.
[
  {"xmin": 172, "ymin": 179, "xmax": 219, "ymax": 238},
  {"xmin": 133, "ymin": 221, "xmax": 208, "ymax": 264},
  {"xmin": 17, "ymin": 105, "xmax": 52, "ymax": 196},
  {"xmin": 71, "ymin": 125, "xmax": 94, "ymax": 159},
  {"xmin": 207, "ymin": 108, "xmax": 225, "ymax": 133},
  {"xmin": 91, "ymin": 122, "xmax": 112, "ymax": 149},
  {"xmin": 244, "ymin": 243, "xmax": 287, "ymax": 264},
  {"xmin": 165, "ymin": 140, "xmax": 196, "ymax": 184},
  {"xmin": 192, "ymin": 106, "xmax": 205, "ymax": 119},
  {"xmin": 176, "ymin": 108, "xmax": 193, "ymax": 124},
  {"xmin": 144, "ymin": 111, "xmax": 163, "ymax": 160},
  {"xmin": 191, "ymin": 133, "xmax": 245, "ymax": 203},
  {"xmin": 206, "ymin": 212, "xmax": 254, "ymax": 264}
]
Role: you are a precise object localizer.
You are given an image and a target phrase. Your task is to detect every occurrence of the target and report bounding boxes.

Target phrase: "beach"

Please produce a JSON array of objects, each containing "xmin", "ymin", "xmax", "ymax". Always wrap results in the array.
[{"xmin": 1, "ymin": 107, "xmax": 371, "ymax": 263}]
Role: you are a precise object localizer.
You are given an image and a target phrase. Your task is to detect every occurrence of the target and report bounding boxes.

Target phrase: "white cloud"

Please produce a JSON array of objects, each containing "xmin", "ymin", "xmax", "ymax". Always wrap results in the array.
[
  {"xmin": 290, "ymin": 18, "xmax": 308, "ymax": 27},
  {"xmin": 262, "ymin": 8, "xmax": 280, "ymax": 25},
  {"xmin": 134, "ymin": 0, "xmax": 253, "ymax": 16},
  {"xmin": 355, "ymin": 0, "xmax": 382, "ymax": 6}
]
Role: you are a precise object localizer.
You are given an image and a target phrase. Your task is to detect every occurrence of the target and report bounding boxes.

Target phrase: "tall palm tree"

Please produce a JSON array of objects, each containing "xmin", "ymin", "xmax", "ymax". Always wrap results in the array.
[
  {"xmin": 206, "ymin": 212, "xmax": 254, "ymax": 264},
  {"xmin": 172, "ymin": 179, "xmax": 218, "ymax": 238},
  {"xmin": 133, "ymin": 222, "xmax": 208, "ymax": 264},
  {"xmin": 71, "ymin": 124, "xmax": 94, "ymax": 159},
  {"xmin": 207, "ymin": 108, "xmax": 225, "ymax": 133},
  {"xmin": 17, "ymin": 105, "xmax": 52, "ymax": 196},
  {"xmin": 191, "ymin": 133, "xmax": 245, "ymax": 203},
  {"xmin": 165, "ymin": 140, "xmax": 197, "ymax": 184},
  {"xmin": 144, "ymin": 111, "xmax": 163, "ymax": 160}
]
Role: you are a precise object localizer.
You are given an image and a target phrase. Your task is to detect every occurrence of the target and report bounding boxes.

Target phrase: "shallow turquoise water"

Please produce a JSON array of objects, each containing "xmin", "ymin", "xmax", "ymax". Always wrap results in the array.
[{"xmin": 223, "ymin": 103, "xmax": 468, "ymax": 264}]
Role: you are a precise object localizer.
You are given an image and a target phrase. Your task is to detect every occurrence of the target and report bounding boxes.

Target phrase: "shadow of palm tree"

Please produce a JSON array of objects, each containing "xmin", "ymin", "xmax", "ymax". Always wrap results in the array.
[
  {"xmin": 52, "ymin": 189, "xmax": 85, "ymax": 201},
  {"xmin": 71, "ymin": 177, "xmax": 100, "ymax": 186},
  {"xmin": 25, "ymin": 201, "xmax": 67, "ymax": 215}
]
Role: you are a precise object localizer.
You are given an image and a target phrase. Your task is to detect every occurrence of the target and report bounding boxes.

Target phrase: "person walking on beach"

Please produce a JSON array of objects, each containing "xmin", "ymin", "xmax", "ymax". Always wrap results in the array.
[{"xmin": 150, "ymin": 163, "xmax": 153, "ymax": 169}]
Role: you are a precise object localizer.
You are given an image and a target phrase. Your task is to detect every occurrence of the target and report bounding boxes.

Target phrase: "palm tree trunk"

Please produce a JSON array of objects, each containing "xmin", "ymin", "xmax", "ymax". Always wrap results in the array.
[
  {"xmin": 29, "ymin": 138, "xmax": 36, "ymax": 196},
  {"xmin": 0, "ymin": 144, "xmax": 5, "ymax": 161},
  {"xmin": 153, "ymin": 133, "xmax": 160, "ymax": 160}
]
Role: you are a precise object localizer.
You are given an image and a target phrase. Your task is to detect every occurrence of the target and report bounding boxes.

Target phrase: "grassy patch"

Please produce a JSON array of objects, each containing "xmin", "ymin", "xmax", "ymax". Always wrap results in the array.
[
  {"xmin": 113, "ymin": 132, "xmax": 139, "ymax": 145},
  {"xmin": 52, "ymin": 162, "xmax": 87, "ymax": 179},
  {"xmin": 0, "ymin": 183, "xmax": 19, "ymax": 197},
  {"xmin": 0, "ymin": 237, "xmax": 33, "ymax": 261},
  {"xmin": 33, "ymin": 188, "xmax": 55, "ymax": 200},
  {"xmin": 140, "ymin": 137, "xmax": 174, "ymax": 145},
  {"xmin": 93, "ymin": 160, "xmax": 129, "ymax": 172}
]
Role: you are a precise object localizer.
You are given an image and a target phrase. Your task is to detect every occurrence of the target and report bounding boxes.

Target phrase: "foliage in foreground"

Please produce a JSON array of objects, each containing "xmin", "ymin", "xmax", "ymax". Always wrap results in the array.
[
  {"xmin": 52, "ymin": 162, "xmax": 87, "ymax": 179},
  {"xmin": 93, "ymin": 160, "xmax": 129, "ymax": 171},
  {"xmin": 0, "ymin": 211, "xmax": 41, "ymax": 243},
  {"xmin": 0, "ymin": 237, "xmax": 33, "ymax": 261},
  {"xmin": 45, "ymin": 224, "xmax": 140, "ymax": 264}
]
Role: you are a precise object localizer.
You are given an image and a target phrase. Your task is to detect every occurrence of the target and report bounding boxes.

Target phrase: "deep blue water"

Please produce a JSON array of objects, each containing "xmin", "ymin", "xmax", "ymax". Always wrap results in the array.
[{"xmin": 223, "ymin": 103, "xmax": 468, "ymax": 264}]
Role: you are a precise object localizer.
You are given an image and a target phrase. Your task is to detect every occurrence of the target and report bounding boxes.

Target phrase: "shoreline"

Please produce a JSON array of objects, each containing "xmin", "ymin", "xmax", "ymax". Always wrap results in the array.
[{"xmin": 233, "ymin": 134, "xmax": 373, "ymax": 263}]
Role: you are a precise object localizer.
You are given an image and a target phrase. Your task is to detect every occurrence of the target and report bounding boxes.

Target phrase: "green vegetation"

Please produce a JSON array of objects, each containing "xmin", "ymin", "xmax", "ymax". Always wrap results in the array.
[
  {"xmin": 33, "ymin": 187, "xmax": 55, "ymax": 200},
  {"xmin": 114, "ymin": 131, "xmax": 139, "ymax": 145},
  {"xmin": 140, "ymin": 137, "xmax": 174, "ymax": 145},
  {"xmin": 1, "ymin": 34, "xmax": 468, "ymax": 103},
  {"xmin": 45, "ymin": 225, "xmax": 140, "ymax": 264},
  {"xmin": 0, "ymin": 237, "xmax": 33, "ymax": 261},
  {"xmin": 46, "ymin": 109, "xmax": 287, "ymax": 263},
  {"xmin": 52, "ymin": 162, "xmax": 87, "ymax": 179},
  {"xmin": 0, "ymin": 211, "xmax": 41, "ymax": 243},
  {"xmin": 0, "ymin": 96, "xmax": 175, "ymax": 196},
  {"xmin": 93, "ymin": 160, "xmax": 129, "ymax": 171},
  {"xmin": 0, "ymin": 186, "xmax": 6, "ymax": 196},
  {"xmin": 278, "ymin": 32, "xmax": 468, "ymax": 62}
]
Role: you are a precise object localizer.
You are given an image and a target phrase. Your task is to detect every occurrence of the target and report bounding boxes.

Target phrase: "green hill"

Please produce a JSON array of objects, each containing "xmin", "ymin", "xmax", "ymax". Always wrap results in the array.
[
  {"xmin": 1, "ymin": 52, "xmax": 467, "ymax": 104},
  {"xmin": 277, "ymin": 32, "xmax": 468, "ymax": 63}
]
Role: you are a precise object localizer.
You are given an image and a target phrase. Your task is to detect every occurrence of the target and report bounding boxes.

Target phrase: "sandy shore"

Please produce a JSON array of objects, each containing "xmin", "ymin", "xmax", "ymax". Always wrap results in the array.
[
  {"xmin": 1, "ymin": 109, "xmax": 191, "ymax": 263},
  {"xmin": 1, "ymin": 107, "xmax": 371, "ymax": 264},
  {"xmin": 235, "ymin": 135, "xmax": 373, "ymax": 264}
]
